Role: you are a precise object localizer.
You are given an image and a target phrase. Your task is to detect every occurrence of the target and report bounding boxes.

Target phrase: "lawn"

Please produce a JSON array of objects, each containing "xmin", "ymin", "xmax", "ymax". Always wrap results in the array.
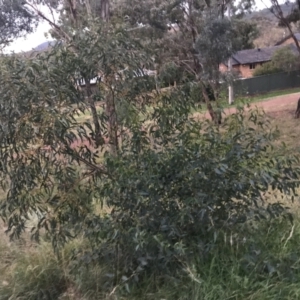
[{"xmin": 221, "ymin": 87, "xmax": 300, "ymax": 108}]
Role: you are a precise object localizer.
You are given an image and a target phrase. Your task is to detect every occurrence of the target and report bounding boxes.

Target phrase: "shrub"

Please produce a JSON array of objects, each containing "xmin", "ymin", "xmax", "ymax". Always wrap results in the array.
[
  {"xmin": 253, "ymin": 62, "xmax": 282, "ymax": 76},
  {"xmin": 253, "ymin": 46, "xmax": 300, "ymax": 77},
  {"xmin": 81, "ymin": 106, "xmax": 300, "ymax": 287}
]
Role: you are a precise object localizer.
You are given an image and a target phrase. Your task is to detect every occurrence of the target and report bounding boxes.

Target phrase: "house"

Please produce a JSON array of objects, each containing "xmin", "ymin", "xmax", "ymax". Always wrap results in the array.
[
  {"xmin": 219, "ymin": 44, "xmax": 298, "ymax": 78},
  {"xmin": 275, "ymin": 32, "xmax": 300, "ymax": 47}
]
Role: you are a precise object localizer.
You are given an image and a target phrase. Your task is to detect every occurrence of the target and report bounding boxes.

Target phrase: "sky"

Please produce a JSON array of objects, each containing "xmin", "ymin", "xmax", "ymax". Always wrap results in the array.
[
  {"xmin": 4, "ymin": 0, "xmax": 287, "ymax": 53},
  {"xmin": 4, "ymin": 4, "xmax": 59, "ymax": 54}
]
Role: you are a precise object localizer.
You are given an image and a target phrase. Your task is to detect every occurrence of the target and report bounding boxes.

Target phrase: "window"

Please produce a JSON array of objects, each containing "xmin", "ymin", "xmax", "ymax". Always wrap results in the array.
[{"xmin": 249, "ymin": 63, "xmax": 256, "ymax": 70}]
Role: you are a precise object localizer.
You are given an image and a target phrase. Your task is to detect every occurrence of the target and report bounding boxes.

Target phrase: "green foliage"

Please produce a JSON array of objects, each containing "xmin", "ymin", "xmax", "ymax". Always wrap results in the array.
[
  {"xmin": 1, "ymin": 1, "xmax": 300, "ymax": 296},
  {"xmin": 0, "ymin": 16, "xmax": 300, "ymax": 291},
  {"xmin": 253, "ymin": 46, "xmax": 300, "ymax": 76},
  {"xmin": 271, "ymin": 46, "xmax": 300, "ymax": 72},
  {"xmin": 232, "ymin": 20, "xmax": 259, "ymax": 50},
  {"xmin": 0, "ymin": 0, "xmax": 37, "ymax": 47},
  {"xmin": 253, "ymin": 62, "xmax": 282, "ymax": 76},
  {"xmin": 2, "ymin": 216, "xmax": 300, "ymax": 299}
]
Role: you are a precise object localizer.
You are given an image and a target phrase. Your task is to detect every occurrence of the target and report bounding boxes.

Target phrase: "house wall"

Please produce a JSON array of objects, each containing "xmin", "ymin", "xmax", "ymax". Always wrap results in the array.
[
  {"xmin": 238, "ymin": 64, "xmax": 254, "ymax": 78},
  {"xmin": 219, "ymin": 64, "xmax": 241, "ymax": 75},
  {"xmin": 219, "ymin": 62, "xmax": 265, "ymax": 78}
]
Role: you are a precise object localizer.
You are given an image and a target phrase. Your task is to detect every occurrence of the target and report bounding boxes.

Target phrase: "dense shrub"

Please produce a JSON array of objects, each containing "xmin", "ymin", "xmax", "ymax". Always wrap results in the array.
[
  {"xmin": 253, "ymin": 62, "xmax": 282, "ymax": 76},
  {"xmin": 253, "ymin": 46, "xmax": 300, "ymax": 77},
  {"xmin": 158, "ymin": 62, "xmax": 195, "ymax": 87}
]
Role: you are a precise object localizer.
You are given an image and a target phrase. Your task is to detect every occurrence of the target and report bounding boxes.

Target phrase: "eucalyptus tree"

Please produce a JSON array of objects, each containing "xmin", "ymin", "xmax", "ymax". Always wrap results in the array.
[
  {"xmin": 0, "ymin": 0, "xmax": 37, "ymax": 48},
  {"xmin": 115, "ymin": 0, "xmax": 257, "ymax": 123},
  {"xmin": 269, "ymin": 0, "xmax": 300, "ymax": 54}
]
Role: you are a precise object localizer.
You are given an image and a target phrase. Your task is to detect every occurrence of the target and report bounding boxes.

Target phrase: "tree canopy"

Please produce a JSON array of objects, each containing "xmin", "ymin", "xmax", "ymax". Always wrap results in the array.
[{"xmin": 0, "ymin": 0, "xmax": 37, "ymax": 47}]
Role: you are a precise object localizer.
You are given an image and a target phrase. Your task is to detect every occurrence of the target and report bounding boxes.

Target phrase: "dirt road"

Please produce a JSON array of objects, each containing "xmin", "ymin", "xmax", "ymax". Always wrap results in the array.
[{"xmin": 198, "ymin": 92, "xmax": 300, "ymax": 120}]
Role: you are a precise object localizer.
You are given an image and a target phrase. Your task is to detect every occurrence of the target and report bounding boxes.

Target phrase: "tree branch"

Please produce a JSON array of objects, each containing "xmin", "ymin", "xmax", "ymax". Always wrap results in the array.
[
  {"xmin": 24, "ymin": 1, "xmax": 72, "ymax": 42},
  {"xmin": 267, "ymin": 0, "xmax": 300, "ymax": 54}
]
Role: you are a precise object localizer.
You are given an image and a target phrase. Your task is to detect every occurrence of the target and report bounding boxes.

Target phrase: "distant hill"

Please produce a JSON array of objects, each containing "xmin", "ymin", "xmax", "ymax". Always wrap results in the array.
[
  {"xmin": 245, "ymin": 1, "xmax": 299, "ymax": 48},
  {"xmin": 32, "ymin": 41, "xmax": 57, "ymax": 52},
  {"xmin": 245, "ymin": 1, "xmax": 297, "ymax": 21}
]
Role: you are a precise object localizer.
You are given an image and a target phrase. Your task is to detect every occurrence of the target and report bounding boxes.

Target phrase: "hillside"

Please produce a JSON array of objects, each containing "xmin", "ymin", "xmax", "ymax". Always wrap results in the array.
[
  {"xmin": 245, "ymin": 1, "xmax": 299, "ymax": 47},
  {"xmin": 32, "ymin": 41, "xmax": 57, "ymax": 52}
]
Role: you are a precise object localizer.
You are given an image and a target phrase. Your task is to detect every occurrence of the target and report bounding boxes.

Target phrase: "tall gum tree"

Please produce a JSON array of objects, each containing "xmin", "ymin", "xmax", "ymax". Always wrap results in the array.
[{"xmin": 115, "ymin": 0, "xmax": 256, "ymax": 124}]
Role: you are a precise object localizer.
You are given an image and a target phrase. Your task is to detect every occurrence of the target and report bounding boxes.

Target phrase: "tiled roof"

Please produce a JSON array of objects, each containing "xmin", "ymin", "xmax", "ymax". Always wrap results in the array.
[{"xmin": 227, "ymin": 44, "xmax": 298, "ymax": 66}]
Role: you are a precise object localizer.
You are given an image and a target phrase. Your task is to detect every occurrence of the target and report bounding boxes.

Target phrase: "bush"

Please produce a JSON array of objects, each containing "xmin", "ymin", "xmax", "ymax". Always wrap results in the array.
[
  {"xmin": 253, "ymin": 46, "xmax": 300, "ymax": 77},
  {"xmin": 80, "ymin": 105, "xmax": 300, "ymax": 288},
  {"xmin": 158, "ymin": 62, "xmax": 195, "ymax": 87},
  {"xmin": 253, "ymin": 62, "xmax": 282, "ymax": 76}
]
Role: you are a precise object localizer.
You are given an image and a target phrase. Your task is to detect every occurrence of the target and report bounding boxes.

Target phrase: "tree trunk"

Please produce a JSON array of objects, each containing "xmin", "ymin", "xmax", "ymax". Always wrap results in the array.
[
  {"xmin": 84, "ymin": 78, "xmax": 103, "ymax": 147},
  {"xmin": 200, "ymin": 81, "xmax": 220, "ymax": 125},
  {"xmin": 194, "ymin": 57, "xmax": 220, "ymax": 124},
  {"xmin": 105, "ymin": 89, "xmax": 119, "ymax": 156},
  {"xmin": 100, "ymin": 0, "xmax": 110, "ymax": 22},
  {"xmin": 271, "ymin": 0, "xmax": 300, "ymax": 54}
]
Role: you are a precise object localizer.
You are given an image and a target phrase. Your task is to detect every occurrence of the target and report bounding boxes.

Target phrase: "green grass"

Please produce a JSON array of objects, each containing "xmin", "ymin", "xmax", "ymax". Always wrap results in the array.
[
  {"xmin": 221, "ymin": 87, "xmax": 300, "ymax": 109},
  {"xmin": 191, "ymin": 87, "xmax": 300, "ymax": 113},
  {"xmin": 1, "ymin": 216, "xmax": 300, "ymax": 299}
]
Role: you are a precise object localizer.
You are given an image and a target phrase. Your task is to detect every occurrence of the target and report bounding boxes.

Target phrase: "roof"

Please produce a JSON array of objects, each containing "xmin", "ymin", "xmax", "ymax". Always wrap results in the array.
[
  {"xmin": 226, "ymin": 44, "xmax": 298, "ymax": 66},
  {"xmin": 275, "ymin": 33, "xmax": 300, "ymax": 46}
]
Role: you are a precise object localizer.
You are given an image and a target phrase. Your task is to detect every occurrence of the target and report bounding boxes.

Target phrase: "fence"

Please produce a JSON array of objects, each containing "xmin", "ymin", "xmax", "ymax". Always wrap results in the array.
[{"xmin": 233, "ymin": 70, "xmax": 300, "ymax": 96}]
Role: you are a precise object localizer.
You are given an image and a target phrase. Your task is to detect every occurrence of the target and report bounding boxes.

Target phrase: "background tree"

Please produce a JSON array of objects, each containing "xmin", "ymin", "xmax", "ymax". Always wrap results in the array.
[
  {"xmin": 277, "ymin": 0, "xmax": 300, "ymax": 27},
  {"xmin": 232, "ymin": 19, "xmax": 259, "ymax": 50},
  {"xmin": 0, "ymin": 0, "xmax": 37, "ymax": 48},
  {"xmin": 269, "ymin": 0, "xmax": 300, "ymax": 54}
]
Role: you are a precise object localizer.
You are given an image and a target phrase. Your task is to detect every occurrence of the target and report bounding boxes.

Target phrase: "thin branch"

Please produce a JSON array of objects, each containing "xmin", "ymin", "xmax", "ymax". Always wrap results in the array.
[
  {"xmin": 85, "ymin": 0, "xmax": 92, "ymax": 18},
  {"xmin": 24, "ymin": 1, "xmax": 72, "ymax": 42},
  {"xmin": 66, "ymin": 0, "xmax": 78, "ymax": 26},
  {"xmin": 262, "ymin": 0, "xmax": 300, "ymax": 54},
  {"xmin": 63, "ymin": 145, "xmax": 112, "ymax": 179}
]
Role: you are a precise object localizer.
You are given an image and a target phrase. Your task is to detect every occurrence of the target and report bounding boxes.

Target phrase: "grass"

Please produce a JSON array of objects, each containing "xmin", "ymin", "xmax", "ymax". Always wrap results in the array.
[
  {"xmin": 270, "ymin": 115, "xmax": 300, "ymax": 155},
  {"xmin": 191, "ymin": 87, "xmax": 300, "ymax": 113},
  {"xmin": 1, "ymin": 216, "xmax": 300, "ymax": 299},
  {"xmin": 235, "ymin": 87, "xmax": 300, "ymax": 104}
]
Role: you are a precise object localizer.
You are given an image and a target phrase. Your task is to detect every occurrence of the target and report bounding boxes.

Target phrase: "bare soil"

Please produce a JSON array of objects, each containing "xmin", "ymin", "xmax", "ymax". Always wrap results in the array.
[{"xmin": 200, "ymin": 92, "xmax": 300, "ymax": 120}]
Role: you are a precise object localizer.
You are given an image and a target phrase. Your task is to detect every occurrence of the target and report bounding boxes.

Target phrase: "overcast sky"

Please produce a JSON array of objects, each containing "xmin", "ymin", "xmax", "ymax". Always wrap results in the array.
[{"xmin": 4, "ymin": 0, "xmax": 286, "ymax": 53}]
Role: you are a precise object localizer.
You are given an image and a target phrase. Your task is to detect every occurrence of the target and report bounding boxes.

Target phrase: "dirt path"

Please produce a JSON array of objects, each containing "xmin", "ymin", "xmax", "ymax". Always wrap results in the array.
[{"xmin": 195, "ymin": 92, "xmax": 300, "ymax": 120}]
